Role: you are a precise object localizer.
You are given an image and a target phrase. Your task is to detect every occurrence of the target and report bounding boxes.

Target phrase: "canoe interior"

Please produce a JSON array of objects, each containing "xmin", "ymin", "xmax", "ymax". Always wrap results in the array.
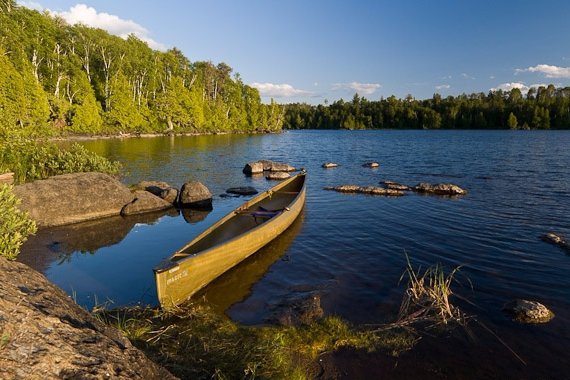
[{"xmin": 173, "ymin": 174, "xmax": 305, "ymax": 260}]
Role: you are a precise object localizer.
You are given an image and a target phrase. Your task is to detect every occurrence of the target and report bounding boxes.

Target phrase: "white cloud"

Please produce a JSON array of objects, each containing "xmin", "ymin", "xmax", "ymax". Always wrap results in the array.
[
  {"xmin": 38, "ymin": 3, "xmax": 166, "ymax": 50},
  {"xmin": 489, "ymin": 82, "xmax": 549, "ymax": 95},
  {"xmin": 331, "ymin": 82, "xmax": 382, "ymax": 95},
  {"xmin": 515, "ymin": 64, "xmax": 570, "ymax": 78},
  {"xmin": 250, "ymin": 83, "xmax": 314, "ymax": 98},
  {"xmin": 17, "ymin": 1, "xmax": 43, "ymax": 10},
  {"xmin": 435, "ymin": 84, "xmax": 450, "ymax": 90},
  {"xmin": 461, "ymin": 73, "xmax": 476, "ymax": 80},
  {"xmin": 489, "ymin": 75, "xmax": 495, "ymax": 79}
]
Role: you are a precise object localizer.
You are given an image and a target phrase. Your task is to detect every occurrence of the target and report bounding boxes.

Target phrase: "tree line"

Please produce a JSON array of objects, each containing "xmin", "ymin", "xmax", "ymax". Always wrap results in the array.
[
  {"xmin": 284, "ymin": 86, "xmax": 570, "ymax": 130},
  {"xmin": 0, "ymin": 1, "xmax": 283, "ymax": 138}
]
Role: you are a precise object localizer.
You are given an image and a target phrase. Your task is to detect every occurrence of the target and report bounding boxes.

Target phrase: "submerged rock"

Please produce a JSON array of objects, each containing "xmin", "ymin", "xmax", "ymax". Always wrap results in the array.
[
  {"xmin": 0, "ymin": 258, "xmax": 176, "ymax": 379},
  {"xmin": 381, "ymin": 180, "xmax": 411, "ymax": 191},
  {"xmin": 503, "ymin": 299, "xmax": 555, "ymax": 324},
  {"xmin": 226, "ymin": 186, "xmax": 258, "ymax": 196},
  {"xmin": 178, "ymin": 181, "xmax": 213, "ymax": 209},
  {"xmin": 362, "ymin": 162, "xmax": 380, "ymax": 168},
  {"xmin": 324, "ymin": 185, "xmax": 405, "ymax": 196},
  {"xmin": 322, "ymin": 162, "xmax": 338, "ymax": 168},
  {"xmin": 14, "ymin": 172, "xmax": 135, "ymax": 227},
  {"xmin": 266, "ymin": 172, "xmax": 291, "ymax": 181},
  {"xmin": 413, "ymin": 182, "xmax": 467, "ymax": 195},
  {"xmin": 268, "ymin": 293, "xmax": 324, "ymax": 326},
  {"xmin": 541, "ymin": 232, "xmax": 570, "ymax": 253},
  {"xmin": 121, "ymin": 190, "xmax": 173, "ymax": 216}
]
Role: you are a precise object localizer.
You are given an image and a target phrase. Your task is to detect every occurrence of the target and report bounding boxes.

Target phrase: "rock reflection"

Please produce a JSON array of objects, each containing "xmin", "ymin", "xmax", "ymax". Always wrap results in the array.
[
  {"xmin": 181, "ymin": 208, "xmax": 211, "ymax": 224},
  {"xmin": 18, "ymin": 209, "xmax": 179, "ymax": 273},
  {"xmin": 195, "ymin": 211, "xmax": 305, "ymax": 314}
]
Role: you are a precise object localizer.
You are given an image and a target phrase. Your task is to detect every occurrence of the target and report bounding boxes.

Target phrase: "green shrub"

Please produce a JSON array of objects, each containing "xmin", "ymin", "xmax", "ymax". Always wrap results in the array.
[
  {"xmin": 0, "ymin": 139, "xmax": 121, "ymax": 184},
  {"xmin": 0, "ymin": 184, "xmax": 37, "ymax": 260}
]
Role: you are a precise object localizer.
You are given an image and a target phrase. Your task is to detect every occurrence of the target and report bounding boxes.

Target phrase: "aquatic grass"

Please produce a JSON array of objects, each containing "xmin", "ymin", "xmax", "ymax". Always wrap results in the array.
[{"xmin": 395, "ymin": 255, "xmax": 470, "ymax": 327}]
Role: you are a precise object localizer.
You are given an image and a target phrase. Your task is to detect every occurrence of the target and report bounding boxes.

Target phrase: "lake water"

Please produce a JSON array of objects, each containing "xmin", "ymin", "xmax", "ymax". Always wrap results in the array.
[{"xmin": 19, "ymin": 130, "xmax": 570, "ymax": 378}]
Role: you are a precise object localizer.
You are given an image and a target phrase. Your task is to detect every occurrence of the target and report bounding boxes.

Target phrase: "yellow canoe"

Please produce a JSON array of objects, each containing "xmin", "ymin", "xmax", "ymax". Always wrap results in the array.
[{"xmin": 154, "ymin": 171, "xmax": 307, "ymax": 308}]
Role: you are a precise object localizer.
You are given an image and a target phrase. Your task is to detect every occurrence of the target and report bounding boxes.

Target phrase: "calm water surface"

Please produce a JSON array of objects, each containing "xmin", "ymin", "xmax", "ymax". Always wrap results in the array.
[{"xmin": 20, "ymin": 130, "xmax": 570, "ymax": 378}]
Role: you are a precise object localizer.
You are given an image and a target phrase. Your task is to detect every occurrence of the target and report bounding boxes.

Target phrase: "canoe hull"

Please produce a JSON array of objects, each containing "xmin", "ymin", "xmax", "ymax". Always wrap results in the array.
[{"xmin": 154, "ymin": 173, "xmax": 306, "ymax": 308}]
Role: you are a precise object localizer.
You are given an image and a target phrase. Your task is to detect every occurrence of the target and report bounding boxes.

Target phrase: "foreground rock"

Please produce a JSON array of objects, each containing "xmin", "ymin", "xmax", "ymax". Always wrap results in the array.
[
  {"xmin": 413, "ymin": 182, "xmax": 467, "ymax": 195},
  {"xmin": 0, "ymin": 258, "xmax": 177, "ymax": 380},
  {"xmin": 226, "ymin": 186, "xmax": 258, "ymax": 196},
  {"xmin": 362, "ymin": 162, "xmax": 380, "ymax": 168},
  {"xmin": 381, "ymin": 181, "xmax": 411, "ymax": 191},
  {"xmin": 268, "ymin": 293, "xmax": 324, "ymax": 326},
  {"xmin": 121, "ymin": 190, "xmax": 173, "ymax": 216},
  {"xmin": 322, "ymin": 162, "xmax": 338, "ymax": 168},
  {"xmin": 324, "ymin": 185, "xmax": 405, "ymax": 196},
  {"xmin": 14, "ymin": 172, "xmax": 135, "ymax": 227},
  {"xmin": 541, "ymin": 232, "xmax": 570, "ymax": 253},
  {"xmin": 503, "ymin": 299, "xmax": 555, "ymax": 324},
  {"xmin": 266, "ymin": 172, "xmax": 291, "ymax": 180},
  {"xmin": 179, "ymin": 181, "xmax": 213, "ymax": 209},
  {"xmin": 133, "ymin": 181, "xmax": 178, "ymax": 205}
]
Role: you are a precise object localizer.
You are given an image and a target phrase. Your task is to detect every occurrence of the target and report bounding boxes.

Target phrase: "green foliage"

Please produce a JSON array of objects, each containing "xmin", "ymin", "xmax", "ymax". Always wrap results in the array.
[
  {"xmin": 284, "ymin": 86, "xmax": 570, "ymax": 130},
  {"xmin": 0, "ymin": 139, "xmax": 121, "ymax": 184},
  {"xmin": 98, "ymin": 303, "xmax": 414, "ymax": 380},
  {"xmin": 0, "ymin": 7, "xmax": 281, "ymax": 136},
  {"xmin": 0, "ymin": 184, "xmax": 37, "ymax": 260}
]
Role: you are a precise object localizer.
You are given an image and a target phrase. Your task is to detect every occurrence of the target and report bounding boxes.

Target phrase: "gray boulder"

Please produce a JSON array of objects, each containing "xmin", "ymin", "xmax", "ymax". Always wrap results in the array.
[
  {"xmin": 503, "ymin": 299, "xmax": 555, "ymax": 324},
  {"xmin": 14, "ymin": 172, "xmax": 135, "ymax": 227},
  {"xmin": 266, "ymin": 172, "xmax": 291, "ymax": 180},
  {"xmin": 133, "ymin": 180, "xmax": 178, "ymax": 205},
  {"xmin": 121, "ymin": 190, "xmax": 173, "ymax": 216},
  {"xmin": 179, "ymin": 181, "xmax": 213, "ymax": 209},
  {"xmin": 243, "ymin": 160, "xmax": 295, "ymax": 175},
  {"xmin": 413, "ymin": 182, "xmax": 467, "ymax": 195}
]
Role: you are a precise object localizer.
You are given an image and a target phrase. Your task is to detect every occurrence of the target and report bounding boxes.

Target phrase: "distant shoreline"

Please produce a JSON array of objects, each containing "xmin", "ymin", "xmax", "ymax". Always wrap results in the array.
[{"xmin": 47, "ymin": 130, "xmax": 282, "ymax": 142}]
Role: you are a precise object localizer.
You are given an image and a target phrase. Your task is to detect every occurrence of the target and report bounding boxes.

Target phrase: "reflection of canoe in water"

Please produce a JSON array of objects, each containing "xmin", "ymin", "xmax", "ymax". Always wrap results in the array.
[
  {"xmin": 197, "ymin": 211, "xmax": 305, "ymax": 314},
  {"xmin": 154, "ymin": 172, "xmax": 307, "ymax": 308}
]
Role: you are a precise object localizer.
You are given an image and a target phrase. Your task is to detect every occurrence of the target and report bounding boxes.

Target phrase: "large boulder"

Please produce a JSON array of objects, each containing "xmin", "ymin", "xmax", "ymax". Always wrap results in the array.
[
  {"xmin": 133, "ymin": 181, "xmax": 178, "ymax": 205},
  {"xmin": 243, "ymin": 160, "xmax": 295, "ymax": 175},
  {"xmin": 14, "ymin": 172, "xmax": 135, "ymax": 227},
  {"xmin": 269, "ymin": 162, "xmax": 296, "ymax": 172},
  {"xmin": 0, "ymin": 258, "xmax": 177, "ymax": 379},
  {"xmin": 121, "ymin": 190, "xmax": 173, "ymax": 216},
  {"xmin": 413, "ymin": 182, "xmax": 467, "ymax": 196},
  {"xmin": 179, "ymin": 181, "xmax": 213, "ymax": 209},
  {"xmin": 503, "ymin": 299, "xmax": 555, "ymax": 324}
]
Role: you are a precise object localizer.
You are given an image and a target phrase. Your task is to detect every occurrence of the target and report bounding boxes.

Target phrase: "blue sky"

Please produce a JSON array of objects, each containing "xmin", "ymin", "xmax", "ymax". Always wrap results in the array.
[{"xmin": 19, "ymin": 0, "xmax": 570, "ymax": 104}]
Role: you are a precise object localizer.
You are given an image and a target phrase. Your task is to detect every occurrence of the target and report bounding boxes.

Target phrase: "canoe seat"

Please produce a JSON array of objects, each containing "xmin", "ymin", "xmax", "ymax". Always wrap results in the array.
[{"xmin": 250, "ymin": 210, "xmax": 280, "ymax": 219}]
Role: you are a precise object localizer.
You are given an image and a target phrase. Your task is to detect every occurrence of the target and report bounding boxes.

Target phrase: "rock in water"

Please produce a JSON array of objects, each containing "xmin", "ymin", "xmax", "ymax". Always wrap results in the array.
[
  {"xmin": 226, "ymin": 186, "xmax": 258, "ymax": 196},
  {"xmin": 413, "ymin": 182, "xmax": 467, "ymax": 195},
  {"xmin": 13, "ymin": 172, "xmax": 135, "ymax": 227},
  {"xmin": 121, "ymin": 190, "xmax": 173, "ymax": 216},
  {"xmin": 362, "ymin": 162, "xmax": 380, "ymax": 168},
  {"xmin": 322, "ymin": 162, "xmax": 338, "ymax": 168},
  {"xmin": 243, "ymin": 161, "xmax": 264, "ymax": 175},
  {"xmin": 133, "ymin": 180, "xmax": 178, "ymax": 205},
  {"xmin": 266, "ymin": 172, "xmax": 291, "ymax": 180},
  {"xmin": 179, "ymin": 181, "xmax": 213, "ymax": 209},
  {"xmin": 382, "ymin": 180, "xmax": 411, "ymax": 191},
  {"xmin": 541, "ymin": 232, "xmax": 570, "ymax": 253},
  {"xmin": 269, "ymin": 162, "xmax": 296, "ymax": 172},
  {"xmin": 0, "ymin": 258, "xmax": 176, "ymax": 379},
  {"xmin": 503, "ymin": 299, "xmax": 555, "ymax": 324},
  {"xmin": 324, "ymin": 184, "xmax": 405, "ymax": 196}
]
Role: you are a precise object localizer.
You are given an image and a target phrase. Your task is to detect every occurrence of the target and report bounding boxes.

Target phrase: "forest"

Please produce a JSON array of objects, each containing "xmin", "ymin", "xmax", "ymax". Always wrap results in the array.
[
  {"xmin": 0, "ymin": 1, "xmax": 283, "ymax": 138},
  {"xmin": 284, "ymin": 87, "xmax": 570, "ymax": 130}
]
